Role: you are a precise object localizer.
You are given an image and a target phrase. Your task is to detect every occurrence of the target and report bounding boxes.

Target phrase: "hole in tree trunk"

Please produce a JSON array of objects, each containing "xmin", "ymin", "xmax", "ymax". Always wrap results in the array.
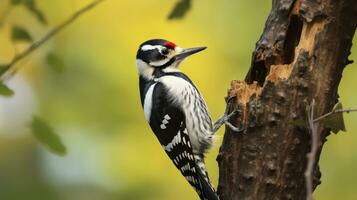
[
  {"xmin": 245, "ymin": 15, "xmax": 303, "ymax": 86},
  {"xmin": 251, "ymin": 60, "xmax": 267, "ymax": 86},
  {"xmin": 283, "ymin": 15, "xmax": 303, "ymax": 64}
]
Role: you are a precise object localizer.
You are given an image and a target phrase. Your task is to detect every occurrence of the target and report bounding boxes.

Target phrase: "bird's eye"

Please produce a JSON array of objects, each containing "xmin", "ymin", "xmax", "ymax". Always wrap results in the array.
[{"xmin": 161, "ymin": 47, "xmax": 169, "ymax": 55}]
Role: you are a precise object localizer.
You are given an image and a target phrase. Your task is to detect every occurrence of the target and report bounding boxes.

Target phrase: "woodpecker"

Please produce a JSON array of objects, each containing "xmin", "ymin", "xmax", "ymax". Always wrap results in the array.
[{"xmin": 136, "ymin": 39, "xmax": 241, "ymax": 200}]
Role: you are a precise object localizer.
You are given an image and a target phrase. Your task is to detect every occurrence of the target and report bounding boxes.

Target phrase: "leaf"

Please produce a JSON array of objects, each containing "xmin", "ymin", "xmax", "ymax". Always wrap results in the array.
[
  {"xmin": 168, "ymin": 0, "xmax": 191, "ymax": 20},
  {"xmin": 12, "ymin": 26, "xmax": 33, "ymax": 42},
  {"xmin": 31, "ymin": 116, "xmax": 67, "ymax": 156},
  {"xmin": 11, "ymin": 0, "xmax": 23, "ymax": 5},
  {"xmin": 46, "ymin": 52, "xmax": 65, "ymax": 73},
  {"xmin": 23, "ymin": 0, "xmax": 47, "ymax": 24},
  {"xmin": 0, "ymin": 64, "xmax": 9, "ymax": 76},
  {"xmin": 10, "ymin": 0, "xmax": 47, "ymax": 24},
  {"xmin": 321, "ymin": 102, "xmax": 346, "ymax": 134},
  {"xmin": 0, "ymin": 81, "xmax": 14, "ymax": 97}
]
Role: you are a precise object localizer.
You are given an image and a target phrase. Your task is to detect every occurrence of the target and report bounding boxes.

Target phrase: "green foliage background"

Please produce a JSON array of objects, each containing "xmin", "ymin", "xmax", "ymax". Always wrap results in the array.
[{"xmin": 0, "ymin": 0, "xmax": 356, "ymax": 199}]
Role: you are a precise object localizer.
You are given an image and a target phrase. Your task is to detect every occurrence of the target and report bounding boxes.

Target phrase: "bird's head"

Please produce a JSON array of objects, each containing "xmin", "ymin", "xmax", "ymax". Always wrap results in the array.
[{"xmin": 136, "ymin": 39, "xmax": 206, "ymax": 79}]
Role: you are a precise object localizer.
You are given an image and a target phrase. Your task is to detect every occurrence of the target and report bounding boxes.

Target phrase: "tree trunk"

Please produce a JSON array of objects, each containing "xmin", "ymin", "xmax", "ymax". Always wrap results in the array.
[{"xmin": 216, "ymin": 0, "xmax": 356, "ymax": 199}]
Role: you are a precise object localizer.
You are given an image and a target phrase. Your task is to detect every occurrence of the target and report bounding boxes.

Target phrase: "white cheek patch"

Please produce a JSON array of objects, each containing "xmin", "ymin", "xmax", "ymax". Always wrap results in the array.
[
  {"xmin": 136, "ymin": 59, "xmax": 154, "ymax": 79},
  {"xmin": 149, "ymin": 58, "xmax": 171, "ymax": 66}
]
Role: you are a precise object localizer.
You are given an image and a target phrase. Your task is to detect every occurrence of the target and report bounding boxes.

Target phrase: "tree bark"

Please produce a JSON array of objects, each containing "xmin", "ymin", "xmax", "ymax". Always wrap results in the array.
[{"xmin": 217, "ymin": 0, "xmax": 356, "ymax": 199}]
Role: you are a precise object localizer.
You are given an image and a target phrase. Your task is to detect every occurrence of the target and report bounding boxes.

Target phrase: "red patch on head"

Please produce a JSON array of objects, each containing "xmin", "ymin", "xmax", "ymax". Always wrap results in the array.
[{"xmin": 164, "ymin": 41, "xmax": 177, "ymax": 49}]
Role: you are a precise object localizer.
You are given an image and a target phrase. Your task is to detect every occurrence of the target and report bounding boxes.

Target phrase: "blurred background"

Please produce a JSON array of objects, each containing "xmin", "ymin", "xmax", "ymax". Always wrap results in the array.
[{"xmin": 0, "ymin": 0, "xmax": 356, "ymax": 199}]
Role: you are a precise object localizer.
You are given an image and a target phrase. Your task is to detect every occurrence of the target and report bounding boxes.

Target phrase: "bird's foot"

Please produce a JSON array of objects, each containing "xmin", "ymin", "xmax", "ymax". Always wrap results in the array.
[
  {"xmin": 213, "ymin": 96, "xmax": 245, "ymax": 133},
  {"xmin": 223, "ymin": 107, "xmax": 245, "ymax": 133}
]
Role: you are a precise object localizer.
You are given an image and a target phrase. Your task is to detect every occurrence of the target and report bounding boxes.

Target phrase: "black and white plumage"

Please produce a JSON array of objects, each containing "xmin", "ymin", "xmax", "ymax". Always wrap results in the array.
[{"xmin": 136, "ymin": 39, "xmax": 223, "ymax": 200}]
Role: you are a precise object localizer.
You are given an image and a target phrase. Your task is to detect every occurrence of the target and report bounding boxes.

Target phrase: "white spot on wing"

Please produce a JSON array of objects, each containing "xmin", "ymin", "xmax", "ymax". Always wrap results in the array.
[
  {"xmin": 163, "ymin": 131, "xmax": 181, "ymax": 152},
  {"xmin": 183, "ymin": 129, "xmax": 188, "ymax": 135},
  {"xmin": 160, "ymin": 115, "xmax": 171, "ymax": 130}
]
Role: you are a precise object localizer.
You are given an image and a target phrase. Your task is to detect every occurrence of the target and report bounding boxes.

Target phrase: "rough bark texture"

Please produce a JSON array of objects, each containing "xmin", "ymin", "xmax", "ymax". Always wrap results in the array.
[{"xmin": 217, "ymin": 0, "xmax": 356, "ymax": 199}]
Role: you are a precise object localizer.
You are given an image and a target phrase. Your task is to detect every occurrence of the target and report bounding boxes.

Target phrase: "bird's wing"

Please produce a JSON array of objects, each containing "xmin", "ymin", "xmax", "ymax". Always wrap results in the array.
[{"xmin": 146, "ymin": 82, "xmax": 218, "ymax": 200}]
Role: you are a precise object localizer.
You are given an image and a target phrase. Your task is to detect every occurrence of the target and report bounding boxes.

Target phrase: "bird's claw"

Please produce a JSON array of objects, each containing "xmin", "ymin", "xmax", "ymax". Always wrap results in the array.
[
  {"xmin": 225, "ymin": 95, "xmax": 237, "ymax": 104},
  {"xmin": 213, "ymin": 95, "xmax": 245, "ymax": 133},
  {"xmin": 224, "ymin": 108, "xmax": 244, "ymax": 133},
  {"xmin": 227, "ymin": 107, "xmax": 241, "ymax": 118},
  {"xmin": 225, "ymin": 121, "xmax": 245, "ymax": 133}
]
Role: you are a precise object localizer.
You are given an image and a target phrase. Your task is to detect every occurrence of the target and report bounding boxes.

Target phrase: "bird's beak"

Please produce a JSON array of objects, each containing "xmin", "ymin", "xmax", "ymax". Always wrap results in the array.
[{"xmin": 175, "ymin": 47, "xmax": 207, "ymax": 61}]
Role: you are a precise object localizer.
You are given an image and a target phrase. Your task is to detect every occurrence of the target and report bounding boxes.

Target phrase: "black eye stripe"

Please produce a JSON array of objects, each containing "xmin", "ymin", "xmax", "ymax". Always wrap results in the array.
[
  {"xmin": 137, "ymin": 48, "xmax": 168, "ymax": 63},
  {"xmin": 155, "ymin": 52, "xmax": 166, "ymax": 60}
]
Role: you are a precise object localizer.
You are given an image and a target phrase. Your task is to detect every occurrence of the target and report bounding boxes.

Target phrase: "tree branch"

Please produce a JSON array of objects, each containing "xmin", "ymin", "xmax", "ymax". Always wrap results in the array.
[
  {"xmin": 305, "ymin": 100, "xmax": 319, "ymax": 200},
  {"xmin": 305, "ymin": 103, "xmax": 357, "ymax": 200},
  {"xmin": 313, "ymin": 108, "xmax": 357, "ymax": 122},
  {"xmin": 0, "ymin": 0, "xmax": 107, "ymax": 82}
]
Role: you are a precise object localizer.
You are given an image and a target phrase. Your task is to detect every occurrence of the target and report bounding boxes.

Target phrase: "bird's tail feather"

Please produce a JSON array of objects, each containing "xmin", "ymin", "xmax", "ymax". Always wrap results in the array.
[{"xmin": 194, "ymin": 154, "xmax": 219, "ymax": 200}]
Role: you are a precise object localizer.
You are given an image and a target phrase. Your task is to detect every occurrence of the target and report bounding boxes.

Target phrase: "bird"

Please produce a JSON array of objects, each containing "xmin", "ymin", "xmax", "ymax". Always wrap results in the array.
[{"xmin": 136, "ymin": 39, "xmax": 242, "ymax": 200}]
